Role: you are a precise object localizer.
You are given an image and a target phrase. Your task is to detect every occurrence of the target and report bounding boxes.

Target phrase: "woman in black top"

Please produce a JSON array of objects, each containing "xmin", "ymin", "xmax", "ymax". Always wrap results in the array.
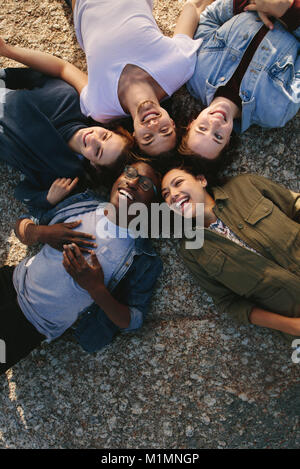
[{"xmin": 0, "ymin": 68, "xmax": 134, "ymax": 215}]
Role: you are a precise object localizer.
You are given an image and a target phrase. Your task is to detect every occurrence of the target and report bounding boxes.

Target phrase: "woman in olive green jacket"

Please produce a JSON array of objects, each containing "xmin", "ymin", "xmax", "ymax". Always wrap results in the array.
[{"xmin": 161, "ymin": 159, "xmax": 300, "ymax": 343}]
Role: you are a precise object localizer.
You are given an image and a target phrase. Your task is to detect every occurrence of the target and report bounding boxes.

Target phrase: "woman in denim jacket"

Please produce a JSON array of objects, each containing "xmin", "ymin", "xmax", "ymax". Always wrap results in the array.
[{"xmin": 179, "ymin": 0, "xmax": 300, "ymax": 161}]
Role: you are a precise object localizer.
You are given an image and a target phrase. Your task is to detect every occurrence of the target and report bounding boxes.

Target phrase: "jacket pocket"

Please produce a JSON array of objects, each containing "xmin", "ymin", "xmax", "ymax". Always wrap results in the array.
[
  {"xmin": 253, "ymin": 286, "xmax": 297, "ymax": 316},
  {"xmin": 203, "ymin": 249, "xmax": 262, "ymax": 297},
  {"xmin": 244, "ymin": 198, "xmax": 273, "ymax": 225},
  {"xmin": 269, "ymin": 56, "xmax": 295, "ymax": 86}
]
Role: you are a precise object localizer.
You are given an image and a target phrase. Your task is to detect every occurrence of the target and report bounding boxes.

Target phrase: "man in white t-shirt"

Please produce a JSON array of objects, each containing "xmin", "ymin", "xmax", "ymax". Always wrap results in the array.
[{"xmin": 0, "ymin": 0, "xmax": 211, "ymax": 156}]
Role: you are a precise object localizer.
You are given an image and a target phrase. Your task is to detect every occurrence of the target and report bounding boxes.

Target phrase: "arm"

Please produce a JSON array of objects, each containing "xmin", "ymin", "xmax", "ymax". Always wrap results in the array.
[
  {"xmin": 244, "ymin": 0, "xmax": 297, "ymax": 30},
  {"xmin": 181, "ymin": 246, "xmax": 300, "ymax": 336},
  {"xmin": 0, "ymin": 38, "xmax": 87, "ymax": 95},
  {"xmin": 250, "ymin": 307, "xmax": 300, "ymax": 336},
  {"xmin": 15, "ymin": 218, "xmax": 97, "ymax": 253},
  {"xmin": 173, "ymin": 0, "xmax": 215, "ymax": 38},
  {"xmin": 62, "ymin": 244, "xmax": 131, "ymax": 328}
]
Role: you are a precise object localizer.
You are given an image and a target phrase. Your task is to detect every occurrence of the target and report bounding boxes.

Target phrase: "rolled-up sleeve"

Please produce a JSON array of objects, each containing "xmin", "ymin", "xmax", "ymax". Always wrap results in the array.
[{"xmin": 120, "ymin": 256, "xmax": 163, "ymax": 333}]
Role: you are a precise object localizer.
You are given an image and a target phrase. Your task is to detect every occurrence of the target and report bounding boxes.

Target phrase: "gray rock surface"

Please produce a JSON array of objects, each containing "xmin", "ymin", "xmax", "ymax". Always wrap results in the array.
[{"xmin": 0, "ymin": 0, "xmax": 299, "ymax": 449}]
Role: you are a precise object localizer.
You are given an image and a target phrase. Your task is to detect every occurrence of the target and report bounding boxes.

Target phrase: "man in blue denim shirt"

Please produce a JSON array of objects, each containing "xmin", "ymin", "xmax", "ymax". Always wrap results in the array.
[{"xmin": 0, "ymin": 161, "xmax": 162, "ymax": 375}]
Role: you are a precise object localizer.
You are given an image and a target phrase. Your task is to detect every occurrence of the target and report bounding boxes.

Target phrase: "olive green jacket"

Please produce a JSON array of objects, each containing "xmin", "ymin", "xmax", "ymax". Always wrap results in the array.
[{"xmin": 180, "ymin": 174, "xmax": 300, "ymax": 340}]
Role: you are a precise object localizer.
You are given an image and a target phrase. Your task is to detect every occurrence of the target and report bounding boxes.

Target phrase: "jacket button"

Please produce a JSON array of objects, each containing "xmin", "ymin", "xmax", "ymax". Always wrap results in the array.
[
  {"xmin": 238, "ymin": 223, "xmax": 244, "ymax": 229},
  {"xmin": 219, "ymin": 77, "xmax": 225, "ymax": 82}
]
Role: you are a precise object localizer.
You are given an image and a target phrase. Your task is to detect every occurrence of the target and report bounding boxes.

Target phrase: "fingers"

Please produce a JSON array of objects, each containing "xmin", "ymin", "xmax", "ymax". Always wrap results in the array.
[
  {"xmin": 258, "ymin": 11, "xmax": 274, "ymax": 29},
  {"xmin": 68, "ymin": 177, "xmax": 79, "ymax": 191},
  {"xmin": 90, "ymin": 251, "xmax": 100, "ymax": 267},
  {"xmin": 243, "ymin": 4, "xmax": 274, "ymax": 29},
  {"xmin": 63, "ymin": 243, "xmax": 81, "ymax": 265},
  {"xmin": 51, "ymin": 177, "xmax": 80, "ymax": 192},
  {"xmin": 66, "ymin": 229, "xmax": 96, "ymax": 241}
]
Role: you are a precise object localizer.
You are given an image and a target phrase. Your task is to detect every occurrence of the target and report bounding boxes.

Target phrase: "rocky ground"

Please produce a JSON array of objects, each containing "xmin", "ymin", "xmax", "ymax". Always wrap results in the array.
[{"xmin": 0, "ymin": 0, "xmax": 299, "ymax": 450}]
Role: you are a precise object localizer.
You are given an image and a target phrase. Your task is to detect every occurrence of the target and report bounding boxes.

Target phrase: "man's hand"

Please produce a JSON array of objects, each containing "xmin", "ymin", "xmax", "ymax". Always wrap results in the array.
[
  {"xmin": 38, "ymin": 221, "xmax": 97, "ymax": 252},
  {"xmin": 15, "ymin": 218, "xmax": 97, "ymax": 252},
  {"xmin": 63, "ymin": 243, "xmax": 131, "ymax": 329},
  {"xmin": 244, "ymin": 0, "xmax": 294, "ymax": 29},
  {"xmin": 62, "ymin": 243, "xmax": 104, "ymax": 293},
  {"xmin": 47, "ymin": 177, "xmax": 79, "ymax": 205}
]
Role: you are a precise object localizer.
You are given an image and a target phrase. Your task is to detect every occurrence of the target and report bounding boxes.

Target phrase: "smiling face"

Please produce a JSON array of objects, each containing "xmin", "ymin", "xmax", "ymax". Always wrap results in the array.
[
  {"xmin": 132, "ymin": 101, "xmax": 177, "ymax": 156},
  {"xmin": 71, "ymin": 126, "xmax": 126, "ymax": 167},
  {"xmin": 161, "ymin": 168, "xmax": 208, "ymax": 218},
  {"xmin": 186, "ymin": 100, "xmax": 234, "ymax": 160},
  {"xmin": 110, "ymin": 161, "xmax": 161, "ymax": 221}
]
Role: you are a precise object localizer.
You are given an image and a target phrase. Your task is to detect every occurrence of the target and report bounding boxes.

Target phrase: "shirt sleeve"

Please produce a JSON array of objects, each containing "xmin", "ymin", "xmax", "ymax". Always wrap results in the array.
[
  {"xmin": 194, "ymin": 0, "xmax": 234, "ymax": 40},
  {"xmin": 118, "ymin": 256, "xmax": 163, "ymax": 332}
]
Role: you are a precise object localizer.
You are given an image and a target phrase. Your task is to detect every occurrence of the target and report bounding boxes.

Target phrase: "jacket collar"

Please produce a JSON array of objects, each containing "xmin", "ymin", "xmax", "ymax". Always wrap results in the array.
[
  {"xmin": 212, "ymin": 186, "xmax": 229, "ymax": 201},
  {"xmin": 134, "ymin": 237, "xmax": 157, "ymax": 257}
]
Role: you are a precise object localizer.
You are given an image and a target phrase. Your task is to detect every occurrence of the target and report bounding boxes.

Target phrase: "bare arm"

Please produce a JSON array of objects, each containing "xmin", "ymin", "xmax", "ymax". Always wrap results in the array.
[
  {"xmin": 0, "ymin": 37, "xmax": 87, "ymax": 95},
  {"xmin": 15, "ymin": 218, "xmax": 96, "ymax": 252},
  {"xmin": 173, "ymin": 0, "xmax": 215, "ymax": 38},
  {"xmin": 250, "ymin": 306, "xmax": 300, "ymax": 335}
]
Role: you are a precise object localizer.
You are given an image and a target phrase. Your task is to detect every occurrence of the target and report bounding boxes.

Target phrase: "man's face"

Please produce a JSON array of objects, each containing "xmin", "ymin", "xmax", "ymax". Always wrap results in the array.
[
  {"xmin": 110, "ymin": 162, "xmax": 160, "ymax": 220},
  {"xmin": 133, "ymin": 101, "xmax": 176, "ymax": 156}
]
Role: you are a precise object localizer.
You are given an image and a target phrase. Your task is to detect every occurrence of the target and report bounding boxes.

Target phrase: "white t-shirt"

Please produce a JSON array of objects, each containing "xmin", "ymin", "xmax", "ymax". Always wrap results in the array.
[{"xmin": 74, "ymin": 0, "xmax": 202, "ymax": 122}]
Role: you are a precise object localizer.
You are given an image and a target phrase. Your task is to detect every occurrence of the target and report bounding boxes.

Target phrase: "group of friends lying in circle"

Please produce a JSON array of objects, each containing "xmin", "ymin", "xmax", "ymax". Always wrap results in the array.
[{"xmin": 0, "ymin": 0, "xmax": 299, "ymax": 374}]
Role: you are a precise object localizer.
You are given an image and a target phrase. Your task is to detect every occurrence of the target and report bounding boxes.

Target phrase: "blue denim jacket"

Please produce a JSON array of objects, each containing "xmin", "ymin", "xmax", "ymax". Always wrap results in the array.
[
  {"xmin": 188, "ymin": 0, "xmax": 300, "ymax": 133},
  {"xmin": 25, "ymin": 190, "xmax": 163, "ymax": 353}
]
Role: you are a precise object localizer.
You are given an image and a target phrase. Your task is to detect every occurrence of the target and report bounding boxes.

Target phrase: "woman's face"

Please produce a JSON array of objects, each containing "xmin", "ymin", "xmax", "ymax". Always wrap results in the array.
[
  {"xmin": 74, "ymin": 126, "xmax": 125, "ymax": 167},
  {"xmin": 187, "ymin": 101, "xmax": 233, "ymax": 160},
  {"xmin": 161, "ymin": 168, "xmax": 207, "ymax": 218}
]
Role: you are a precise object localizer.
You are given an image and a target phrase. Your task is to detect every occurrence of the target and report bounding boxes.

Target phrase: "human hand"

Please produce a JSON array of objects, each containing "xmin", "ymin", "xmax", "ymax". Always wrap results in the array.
[
  {"xmin": 38, "ymin": 220, "xmax": 97, "ymax": 253},
  {"xmin": 0, "ymin": 37, "xmax": 11, "ymax": 57},
  {"xmin": 186, "ymin": 0, "xmax": 215, "ymax": 17},
  {"xmin": 46, "ymin": 177, "xmax": 79, "ymax": 205},
  {"xmin": 244, "ymin": 0, "xmax": 294, "ymax": 29},
  {"xmin": 62, "ymin": 243, "xmax": 104, "ymax": 293}
]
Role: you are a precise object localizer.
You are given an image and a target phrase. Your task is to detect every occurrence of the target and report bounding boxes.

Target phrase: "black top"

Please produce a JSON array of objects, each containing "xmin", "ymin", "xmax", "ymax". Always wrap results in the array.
[{"xmin": 0, "ymin": 68, "xmax": 91, "ymax": 211}]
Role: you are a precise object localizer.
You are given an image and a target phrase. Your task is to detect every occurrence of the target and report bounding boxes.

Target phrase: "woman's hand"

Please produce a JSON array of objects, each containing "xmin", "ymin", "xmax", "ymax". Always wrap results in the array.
[
  {"xmin": 46, "ymin": 177, "xmax": 79, "ymax": 205},
  {"xmin": 244, "ymin": 0, "xmax": 294, "ymax": 29},
  {"xmin": 62, "ymin": 243, "xmax": 104, "ymax": 293},
  {"xmin": 37, "ymin": 221, "xmax": 97, "ymax": 253},
  {"xmin": 0, "ymin": 37, "xmax": 12, "ymax": 58}
]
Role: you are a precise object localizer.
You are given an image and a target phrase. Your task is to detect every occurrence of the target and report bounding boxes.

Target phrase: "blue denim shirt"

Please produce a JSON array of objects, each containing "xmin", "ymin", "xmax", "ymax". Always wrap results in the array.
[
  {"xmin": 188, "ymin": 0, "xmax": 300, "ymax": 133},
  {"xmin": 22, "ymin": 190, "xmax": 163, "ymax": 353}
]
